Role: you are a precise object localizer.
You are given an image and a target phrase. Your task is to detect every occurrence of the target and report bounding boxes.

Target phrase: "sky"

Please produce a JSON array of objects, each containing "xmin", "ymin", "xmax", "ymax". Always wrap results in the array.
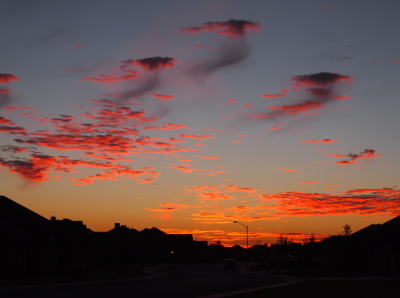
[{"xmin": 1, "ymin": 0, "xmax": 400, "ymax": 246}]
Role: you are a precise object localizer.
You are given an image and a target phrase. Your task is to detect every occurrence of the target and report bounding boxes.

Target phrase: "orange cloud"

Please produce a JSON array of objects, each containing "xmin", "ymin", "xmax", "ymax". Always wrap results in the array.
[
  {"xmin": 262, "ymin": 187, "xmax": 400, "ymax": 217},
  {"xmin": 277, "ymin": 168, "xmax": 300, "ymax": 172},
  {"xmin": 171, "ymin": 166, "xmax": 206, "ymax": 173}
]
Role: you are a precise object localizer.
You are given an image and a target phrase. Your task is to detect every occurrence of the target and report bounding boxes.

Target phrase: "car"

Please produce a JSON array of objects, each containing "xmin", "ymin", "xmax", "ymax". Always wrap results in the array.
[{"xmin": 224, "ymin": 259, "xmax": 237, "ymax": 270}]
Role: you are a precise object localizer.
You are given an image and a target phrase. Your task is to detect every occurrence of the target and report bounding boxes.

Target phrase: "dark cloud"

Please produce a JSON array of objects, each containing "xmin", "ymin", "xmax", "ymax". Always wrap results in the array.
[
  {"xmin": 179, "ymin": 19, "xmax": 260, "ymax": 80},
  {"xmin": 178, "ymin": 19, "xmax": 261, "ymax": 39},
  {"xmin": 242, "ymin": 72, "xmax": 353, "ymax": 130},
  {"xmin": 0, "ymin": 73, "xmax": 20, "ymax": 83},
  {"xmin": 336, "ymin": 149, "xmax": 380, "ymax": 164},
  {"xmin": 116, "ymin": 57, "xmax": 176, "ymax": 102}
]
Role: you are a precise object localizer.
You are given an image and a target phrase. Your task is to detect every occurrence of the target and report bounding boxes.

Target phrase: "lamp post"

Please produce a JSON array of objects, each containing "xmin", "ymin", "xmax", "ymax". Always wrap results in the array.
[{"xmin": 233, "ymin": 221, "xmax": 248, "ymax": 268}]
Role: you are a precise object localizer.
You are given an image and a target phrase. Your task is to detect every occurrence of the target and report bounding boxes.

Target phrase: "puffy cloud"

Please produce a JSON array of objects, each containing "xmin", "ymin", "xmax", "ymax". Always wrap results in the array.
[
  {"xmin": 328, "ymin": 149, "xmax": 381, "ymax": 164},
  {"xmin": 178, "ymin": 19, "xmax": 261, "ymax": 38},
  {"xmin": 0, "ymin": 73, "xmax": 19, "ymax": 83},
  {"xmin": 291, "ymin": 72, "xmax": 353, "ymax": 88},
  {"xmin": 123, "ymin": 57, "xmax": 176, "ymax": 71}
]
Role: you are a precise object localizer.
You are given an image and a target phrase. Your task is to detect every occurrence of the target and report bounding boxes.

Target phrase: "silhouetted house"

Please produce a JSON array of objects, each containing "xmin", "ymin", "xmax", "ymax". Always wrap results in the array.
[
  {"xmin": 0, "ymin": 196, "xmax": 92, "ymax": 282},
  {"xmin": 317, "ymin": 216, "xmax": 400, "ymax": 275},
  {"xmin": 0, "ymin": 196, "xmax": 50, "ymax": 280}
]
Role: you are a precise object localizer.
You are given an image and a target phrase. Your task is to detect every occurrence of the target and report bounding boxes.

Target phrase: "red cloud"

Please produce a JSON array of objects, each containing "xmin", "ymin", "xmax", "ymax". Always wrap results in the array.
[
  {"xmin": 146, "ymin": 94, "xmax": 175, "ymax": 100},
  {"xmin": 143, "ymin": 123, "xmax": 187, "ymax": 130},
  {"xmin": 178, "ymin": 134, "xmax": 217, "ymax": 141},
  {"xmin": 299, "ymin": 139, "xmax": 338, "ymax": 144},
  {"xmin": 328, "ymin": 149, "xmax": 381, "ymax": 164},
  {"xmin": 277, "ymin": 168, "xmax": 300, "ymax": 172},
  {"xmin": 331, "ymin": 96, "xmax": 352, "ymax": 101},
  {"xmin": 262, "ymin": 187, "xmax": 400, "ymax": 217},
  {"xmin": 0, "ymin": 73, "xmax": 19, "ymax": 83},
  {"xmin": 81, "ymin": 72, "xmax": 138, "ymax": 82},
  {"xmin": 2, "ymin": 105, "xmax": 34, "ymax": 112},
  {"xmin": 268, "ymin": 100, "xmax": 325, "ymax": 112},
  {"xmin": 260, "ymin": 93, "xmax": 287, "ymax": 98},
  {"xmin": 200, "ymin": 156, "xmax": 220, "ymax": 159},
  {"xmin": 0, "ymin": 87, "xmax": 10, "ymax": 94},
  {"xmin": 291, "ymin": 72, "xmax": 353, "ymax": 88},
  {"xmin": 178, "ymin": 19, "xmax": 261, "ymax": 38},
  {"xmin": 123, "ymin": 57, "xmax": 176, "ymax": 71},
  {"xmin": 227, "ymin": 99, "xmax": 237, "ymax": 103}
]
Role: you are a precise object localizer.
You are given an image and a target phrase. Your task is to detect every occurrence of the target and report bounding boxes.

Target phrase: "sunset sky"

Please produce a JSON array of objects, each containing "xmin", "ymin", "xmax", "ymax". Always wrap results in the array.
[{"xmin": 1, "ymin": 0, "xmax": 399, "ymax": 246}]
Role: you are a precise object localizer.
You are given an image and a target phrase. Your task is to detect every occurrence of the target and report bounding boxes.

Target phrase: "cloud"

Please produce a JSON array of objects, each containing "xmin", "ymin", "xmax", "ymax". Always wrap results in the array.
[
  {"xmin": 277, "ymin": 168, "xmax": 300, "ymax": 172},
  {"xmin": 171, "ymin": 166, "xmax": 206, "ymax": 174},
  {"xmin": 299, "ymin": 139, "xmax": 338, "ymax": 144},
  {"xmin": 291, "ymin": 72, "xmax": 353, "ymax": 88},
  {"xmin": 81, "ymin": 72, "xmax": 138, "ymax": 83},
  {"xmin": 261, "ymin": 187, "xmax": 400, "ymax": 217},
  {"xmin": 244, "ymin": 72, "xmax": 353, "ymax": 129},
  {"xmin": 178, "ymin": 19, "xmax": 261, "ymax": 39},
  {"xmin": 92, "ymin": 57, "xmax": 175, "ymax": 102},
  {"xmin": 0, "ymin": 87, "xmax": 10, "ymax": 94},
  {"xmin": 123, "ymin": 57, "xmax": 176, "ymax": 71},
  {"xmin": 260, "ymin": 93, "xmax": 287, "ymax": 98},
  {"xmin": 328, "ymin": 149, "xmax": 381, "ymax": 164},
  {"xmin": 178, "ymin": 134, "xmax": 217, "ymax": 141},
  {"xmin": 180, "ymin": 19, "xmax": 260, "ymax": 79},
  {"xmin": 143, "ymin": 123, "xmax": 188, "ymax": 130},
  {"xmin": 0, "ymin": 73, "xmax": 20, "ymax": 83},
  {"xmin": 146, "ymin": 94, "xmax": 175, "ymax": 100}
]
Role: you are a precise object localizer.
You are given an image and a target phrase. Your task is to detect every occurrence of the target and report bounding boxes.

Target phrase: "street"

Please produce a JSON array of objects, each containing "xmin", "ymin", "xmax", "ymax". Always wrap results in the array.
[{"xmin": 0, "ymin": 263, "xmax": 285, "ymax": 298}]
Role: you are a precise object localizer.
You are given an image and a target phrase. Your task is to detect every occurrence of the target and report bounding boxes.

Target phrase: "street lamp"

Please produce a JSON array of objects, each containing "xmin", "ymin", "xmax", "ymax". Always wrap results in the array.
[{"xmin": 233, "ymin": 221, "xmax": 249, "ymax": 268}]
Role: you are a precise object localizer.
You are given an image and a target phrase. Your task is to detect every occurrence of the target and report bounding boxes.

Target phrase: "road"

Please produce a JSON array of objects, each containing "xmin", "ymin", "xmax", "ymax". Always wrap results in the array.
[{"xmin": 0, "ymin": 263, "xmax": 287, "ymax": 298}]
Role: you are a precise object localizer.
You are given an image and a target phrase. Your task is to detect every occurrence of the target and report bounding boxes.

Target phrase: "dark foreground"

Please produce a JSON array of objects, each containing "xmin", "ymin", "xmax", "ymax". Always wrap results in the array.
[
  {"xmin": 0, "ymin": 263, "xmax": 285, "ymax": 298},
  {"xmin": 223, "ymin": 280, "xmax": 400, "ymax": 298}
]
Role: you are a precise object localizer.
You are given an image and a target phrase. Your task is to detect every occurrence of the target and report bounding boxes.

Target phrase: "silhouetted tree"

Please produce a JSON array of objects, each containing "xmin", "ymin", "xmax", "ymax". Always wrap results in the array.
[
  {"xmin": 276, "ymin": 234, "xmax": 293, "ymax": 246},
  {"xmin": 339, "ymin": 223, "xmax": 352, "ymax": 236},
  {"xmin": 302, "ymin": 233, "xmax": 316, "ymax": 246}
]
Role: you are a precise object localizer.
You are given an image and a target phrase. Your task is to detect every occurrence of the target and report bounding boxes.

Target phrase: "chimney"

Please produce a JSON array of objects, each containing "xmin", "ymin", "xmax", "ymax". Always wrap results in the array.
[
  {"xmin": 115, "ymin": 223, "xmax": 120, "ymax": 229},
  {"xmin": 51, "ymin": 216, "xmax": 56, "ymax": 221}
]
